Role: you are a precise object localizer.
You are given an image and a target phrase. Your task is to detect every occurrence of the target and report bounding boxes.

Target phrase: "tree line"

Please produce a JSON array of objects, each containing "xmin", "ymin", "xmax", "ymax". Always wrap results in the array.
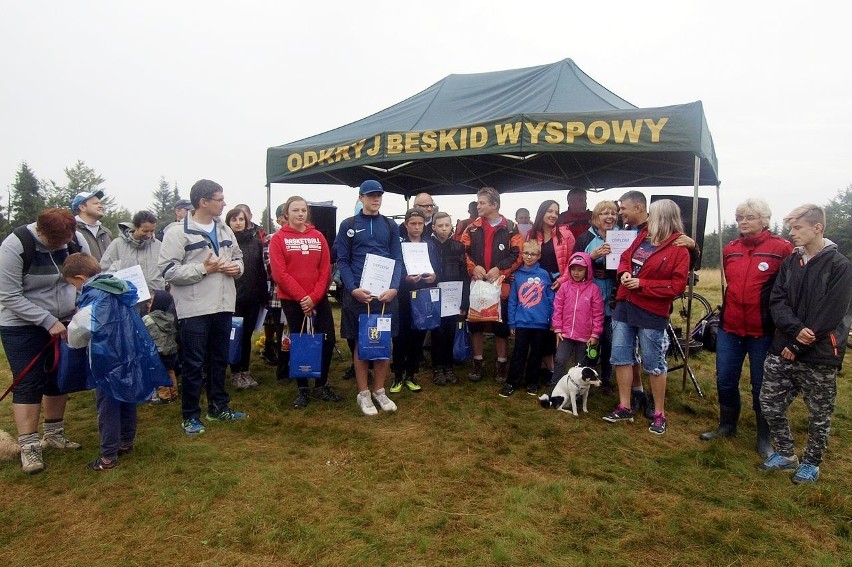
[
  {"xmin": 700, "ymin": 184, "xmax": 852, "ymax": 268},
  {"xmin": 2, "ymin": 161, "xmax": 850, "ymax": 266},
  {"xmin": 1, "ymin": 161, "xmax": 181, "ymax": 239}
]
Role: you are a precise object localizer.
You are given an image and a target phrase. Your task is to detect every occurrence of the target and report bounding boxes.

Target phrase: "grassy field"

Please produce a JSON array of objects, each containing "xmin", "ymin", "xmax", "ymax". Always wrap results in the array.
[{"xmin": 1, "ymin": 269, "xmax": 850, "ymax": 566}]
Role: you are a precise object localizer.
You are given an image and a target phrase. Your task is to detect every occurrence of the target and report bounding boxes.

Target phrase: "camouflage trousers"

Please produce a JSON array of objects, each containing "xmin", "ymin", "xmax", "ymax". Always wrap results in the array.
[{"xmin": 759, "ymin": 354, "xmax": 837, "ymax": 465}]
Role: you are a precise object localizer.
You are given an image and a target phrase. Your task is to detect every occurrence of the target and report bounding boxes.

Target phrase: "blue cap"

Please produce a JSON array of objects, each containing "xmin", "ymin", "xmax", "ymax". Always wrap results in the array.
[
  {"xmin": 358, "ymin": 180, "xmax": 384, "ymax": 195},
  {"xmin": 71, "ymin": 190, "xmax": 105, "ymax": 213}
]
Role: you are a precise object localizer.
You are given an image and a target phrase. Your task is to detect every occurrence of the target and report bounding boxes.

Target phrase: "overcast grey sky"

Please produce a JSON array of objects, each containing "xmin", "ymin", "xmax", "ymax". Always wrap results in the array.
[{"xmin": 2, "ymin": 1, "xmax": 849, "ymax": 234}]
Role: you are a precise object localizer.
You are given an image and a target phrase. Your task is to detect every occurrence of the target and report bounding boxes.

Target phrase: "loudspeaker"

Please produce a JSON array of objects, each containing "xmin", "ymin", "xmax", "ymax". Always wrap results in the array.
[
  {"xmin": 650, "ymin": 195, "xmax": 708, "ymax": 269},
  {"xmin": 309, "ymin": 204, "xmax": 337, "ymax": 251}
]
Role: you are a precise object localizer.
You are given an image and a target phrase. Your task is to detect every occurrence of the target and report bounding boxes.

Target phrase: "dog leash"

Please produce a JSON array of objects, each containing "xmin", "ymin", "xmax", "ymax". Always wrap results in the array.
[{"xmin": 0, "ymin": 336, "xmax": 60, "ymax": 403}]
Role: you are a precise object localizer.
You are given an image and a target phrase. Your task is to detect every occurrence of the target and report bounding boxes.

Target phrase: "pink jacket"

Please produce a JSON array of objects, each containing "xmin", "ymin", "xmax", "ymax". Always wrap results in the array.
[
  {"xmin": 551, "ymin": 251, "xmax": 604, "ymax": 341},
  {"xmin": 526, "ymin": 224, "xmax": 576, "ymax": 286}
]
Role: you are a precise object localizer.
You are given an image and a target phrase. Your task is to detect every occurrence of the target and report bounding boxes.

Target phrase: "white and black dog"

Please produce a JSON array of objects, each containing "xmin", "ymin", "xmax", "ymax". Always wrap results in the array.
[{"xmin": 539, "ymin": 366, "xmax": 601, "ymax": 416}]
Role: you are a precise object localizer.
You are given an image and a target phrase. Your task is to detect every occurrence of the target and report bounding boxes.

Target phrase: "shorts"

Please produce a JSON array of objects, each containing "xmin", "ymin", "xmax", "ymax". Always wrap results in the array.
[
  {"xmin": 468, "ymin": 299, "xmax": 510, "ymax": 338},
  {"xmin": 610, "ymin": 319, "xmax": 669, "ymax": 375},
  {"xmin": 340, "ymin": 291, "xmax": 399, "ymax": 341},
  {"xmin": 1, "ymin": 325, "xmax": 63, "ymax": 404}
]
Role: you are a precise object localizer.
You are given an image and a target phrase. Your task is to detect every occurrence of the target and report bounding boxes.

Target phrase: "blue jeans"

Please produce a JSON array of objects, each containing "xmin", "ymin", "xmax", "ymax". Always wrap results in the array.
[
  {"xmin": 715, "ymin": 328, "xmax": 772, "ymax": 413},
  {"xmin": 95, "ymin": 387, "xmax": 137, "ymax": 459},
  {"xmin": 179, "ymin": 312, "xmax": 232, "ymax": 420},
  {"xmin": 610, "ymin": 319, "xmax": 669, "ymax": 375}
]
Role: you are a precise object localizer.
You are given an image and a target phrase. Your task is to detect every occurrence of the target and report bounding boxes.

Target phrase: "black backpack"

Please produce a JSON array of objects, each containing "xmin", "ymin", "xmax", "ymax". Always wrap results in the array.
[{"xmin": 12, "ymin": 225, "xmax": 82, "ymax": 281}]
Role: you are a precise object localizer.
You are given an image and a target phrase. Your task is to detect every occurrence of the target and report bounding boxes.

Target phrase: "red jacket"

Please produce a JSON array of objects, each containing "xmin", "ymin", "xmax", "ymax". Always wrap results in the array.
[
  {"xmin": 616, "ymin": 228, "xmax": 690, "ymax": 317},
  {"xmin": 269, "ymin": 224, "xmax": 331, "ymax": 306},
  {"xmin": 460, "ymin": 216, "xmax": 524, "ymax": 298},
  {"xmin": 720, "ymin": 230, "xmax": 792, "ymax": 337}
]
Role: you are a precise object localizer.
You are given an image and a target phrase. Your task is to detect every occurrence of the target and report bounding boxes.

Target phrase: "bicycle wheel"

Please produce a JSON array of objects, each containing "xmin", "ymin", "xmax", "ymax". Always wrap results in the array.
[{"xmin": 670, "ymin": 292, "xmax": 711, "ymax": 340}]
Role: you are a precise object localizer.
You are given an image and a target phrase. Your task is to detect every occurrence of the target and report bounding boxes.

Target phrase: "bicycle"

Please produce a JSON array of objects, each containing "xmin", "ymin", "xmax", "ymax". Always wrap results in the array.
[{"xmin": 666, "ymin": 290, "xmax": 713, "ymax": 398}]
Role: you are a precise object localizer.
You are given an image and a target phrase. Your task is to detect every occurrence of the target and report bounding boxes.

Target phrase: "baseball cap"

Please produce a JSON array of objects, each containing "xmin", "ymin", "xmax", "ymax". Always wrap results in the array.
[
  {"xmin": 404, "ymin": 209, "xmax": 425, "ymax": 221},
  {"xmin": 174, "ymin": 199, "xmax": 193, "ymax": 211},
  {"xmin": 569, "ymin": 255, "xmax": 586, "ymax": 267},
  {"xmin": 358, "ymin": 179, "xmax": 384, "ymax": 195},
  {"xmin": 70, "ymin": 190, "xmax": 105, "ymax": 213}
]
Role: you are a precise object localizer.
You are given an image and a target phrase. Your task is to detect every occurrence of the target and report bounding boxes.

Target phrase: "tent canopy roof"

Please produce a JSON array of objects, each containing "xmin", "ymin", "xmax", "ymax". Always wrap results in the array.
[{"xmin": 267, "ymin": 59, "xmax": 719, "ymax": 197}]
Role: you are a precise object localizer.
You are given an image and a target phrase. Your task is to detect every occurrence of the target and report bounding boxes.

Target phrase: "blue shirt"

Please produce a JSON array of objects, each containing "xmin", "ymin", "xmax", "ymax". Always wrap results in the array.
[{"xmin": 333, "ymin": 212, "xmax": 403, "ymax": 292}]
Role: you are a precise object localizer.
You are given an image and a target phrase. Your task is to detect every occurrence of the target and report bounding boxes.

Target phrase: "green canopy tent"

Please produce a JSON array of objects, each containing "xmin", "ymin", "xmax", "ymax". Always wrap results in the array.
[{"xmin": 265, "ymin": 58, "xmax": 722, "ymax": 394}]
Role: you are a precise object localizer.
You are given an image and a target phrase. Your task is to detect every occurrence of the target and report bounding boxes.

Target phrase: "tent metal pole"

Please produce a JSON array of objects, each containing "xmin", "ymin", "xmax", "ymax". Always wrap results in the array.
[
  {"xmin": 682, "ymin": 155, "xmax": 700, "ymax": 392},
  {"xmin": 265, "ymin": 183, "xmax": 272, "ymax": 233},
  {"xmin": 716, "ymin": 183, "xmax": 726, "ymax": 295}
]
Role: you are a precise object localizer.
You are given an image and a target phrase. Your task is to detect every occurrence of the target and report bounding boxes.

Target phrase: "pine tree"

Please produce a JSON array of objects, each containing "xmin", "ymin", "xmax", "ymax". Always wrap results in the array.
[
  {"xmin": 825, "ymin": 184, "xmax": 852, "ymax": 262},
  {"xmin": 151, "ymin": 176, "xmax": 177, "ymax": 232},
  {"xmin": 10, "ymin": 162, "xmax": 44, "ymax": 226},
  {"xmin": 44, "ymin": 160, "xmax": 114, "ymax": 211}
]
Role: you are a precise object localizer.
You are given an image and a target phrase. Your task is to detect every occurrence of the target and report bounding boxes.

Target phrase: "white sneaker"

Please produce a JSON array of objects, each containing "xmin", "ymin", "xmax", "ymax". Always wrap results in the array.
[
  {"xmin": 20, "ymin": 443, "xmax": 45, "ymax": 475},
  {"xmin": 372, "ymin": 388, "xmax": 397, "ymax": 412},
  {"xmin": 41, "ymin": 429, "xmax": 82, "ymax": 450},
  {"xmin": 357, "ymin": 391, "xmax": 378, "ymax": 416}
]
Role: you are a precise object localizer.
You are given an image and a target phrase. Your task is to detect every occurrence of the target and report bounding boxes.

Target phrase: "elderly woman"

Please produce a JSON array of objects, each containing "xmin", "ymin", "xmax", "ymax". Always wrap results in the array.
[
  {"xmin": 0, "ymin": 209, "xmax": 85, "ymax": 474},
  {"xmin": 574, "ymin": 200, "xmax": 620, "ymax": 389},
  {"xmin": 100, "ymin": 210, "xmax": 164, "ymax": 291},
  {"xmin": 699, "ymin": 198, "xmax": 793, "ymax": 456},
  {"xmin": 603, "ymin": 199, "xmax": 690, "ymax": 435}
]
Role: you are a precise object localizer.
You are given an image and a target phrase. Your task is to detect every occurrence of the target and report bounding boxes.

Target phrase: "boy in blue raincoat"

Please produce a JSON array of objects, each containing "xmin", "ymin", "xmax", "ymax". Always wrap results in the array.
[{"xmin": 63, "ymin": 253, "xmax": 169, "ymax": 470}]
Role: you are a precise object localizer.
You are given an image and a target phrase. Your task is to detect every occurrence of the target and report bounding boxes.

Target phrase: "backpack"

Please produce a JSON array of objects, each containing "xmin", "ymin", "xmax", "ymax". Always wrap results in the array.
[
  {"xmin": 691, "ymin": 307, "xmax": 720, "ymax": 352},
  {"xmin": 13, "ymin": 225, "xmax": 82, "ymax": 281}
]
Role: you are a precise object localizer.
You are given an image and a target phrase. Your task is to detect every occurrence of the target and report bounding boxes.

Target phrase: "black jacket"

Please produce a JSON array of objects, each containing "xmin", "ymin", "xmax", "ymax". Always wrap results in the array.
[
  {"xmin": 769, "ymin": 240, "xmax": 852, "ymax": 367},
  {"xmin": 432, "ymin": 233, "xmax": 470, "ymax": 311}
]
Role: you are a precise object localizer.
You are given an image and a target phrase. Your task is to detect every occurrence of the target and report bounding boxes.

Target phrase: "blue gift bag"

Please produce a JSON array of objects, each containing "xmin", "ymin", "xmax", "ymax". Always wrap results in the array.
[
  {"xmin": 357, "ymin": 305, "xmax": 392, "ymax": 361},
  {"xmin": 289, "ymin": 317, "xmax": 323, "ymax": 379},
  {"xmin": 410, "ymin": 287, "xmax": 441, "ymax": 330},
  {"xmin": 229, "ymin": 316, "xmax": 243, "ymax": 365},
  {"xmin": 453, "ymin": 321, "xmax": 472, "ymax": 363},
  {"xmin": 56, "ymin": 341, "xmax": 93, "ymax": 394}
]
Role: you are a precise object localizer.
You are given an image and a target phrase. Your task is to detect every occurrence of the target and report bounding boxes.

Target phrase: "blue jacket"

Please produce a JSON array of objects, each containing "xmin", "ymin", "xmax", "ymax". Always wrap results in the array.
[
  {"xmin": 508, "ymin": 262, "xmax": 554, "ymax": 330},
  {"xmin": 68, "ymin": 275, "xmax": 170, "ymax": 403},
  {"xmin": 333, "ymin": 212, "xmax": 403, "ymax": 293}
]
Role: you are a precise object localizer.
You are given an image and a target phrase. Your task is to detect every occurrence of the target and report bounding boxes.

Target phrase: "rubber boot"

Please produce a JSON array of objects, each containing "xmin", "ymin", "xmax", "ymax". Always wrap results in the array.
[
  {"xmin": 755, "ymin": 412, "xmax": 773, "ymax": 458},
  {"xmin": 699, "ymin": 405, "xmax": 740, "ymax": 441}
]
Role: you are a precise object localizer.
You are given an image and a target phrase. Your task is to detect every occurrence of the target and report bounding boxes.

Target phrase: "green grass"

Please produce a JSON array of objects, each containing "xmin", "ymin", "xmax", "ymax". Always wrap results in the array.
[{"xmin": 1, "ymin": 270, "xmax": 850, "ymax": 566}]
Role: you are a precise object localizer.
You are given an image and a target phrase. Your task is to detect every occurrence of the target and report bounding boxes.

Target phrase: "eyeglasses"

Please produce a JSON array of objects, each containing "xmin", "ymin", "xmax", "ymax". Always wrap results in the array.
[
  {"xmin": 522, "ymin": 252, "xmax": 540, "ymax": 257},
  {"xmin": 735, "ymin": 215, "xmax": 760, "ymax": 222},
  {"xmin": 205, "ymin": 197, "xmax": 226, "ymax": 202}
]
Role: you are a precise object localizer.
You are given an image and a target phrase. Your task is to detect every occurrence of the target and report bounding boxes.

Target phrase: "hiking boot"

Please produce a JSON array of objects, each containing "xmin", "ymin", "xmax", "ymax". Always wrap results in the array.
[
  {"xmin": 20, "ymin": 443, "xmax": 44, "ymax": 475},
  {"xmin": 791, "ymin": 462, "xmax": 820, "ymax": 484},
  {"xmin": 444, "ymin": 366, "xmax": 458, "ymax": 384},
  {"xmin": 372, "ymin": 388, "xmax": 397, "ymax": 412},
  {"xmin": 293, "ymin": 387, "xmax": 310, "ymax": 409},
  {"xmin": 389, "ymin": 375, "xmax": 404, "ymax": 393},
  {"xmin": 230, "ymin": 371, "xmax": 244, "ymax": 388},
  {"xmin": 357, "ymin": 391, "xmax": 378, "ymax": 416},
  {"xmin": 648, "ymin": 412, "xmax": 667, "ymax": 435},
  {"xmin": 182, "ymin": 418, "xmax": 206, "ymax": 436},
  {"xmin": 759, "ymin": 453, "xmax": 799, "ymax": 471},
  {"xmin": 495, "ymin": 361, "xmax": 508, "ymax": 384},
  {"xmin": 313, "ymin": 384, "xmax": 342, "ymax": 402},
  {"xmin": 206, "ymin": 408, "xmax": 248, "ymax": 421},
  {"xmin": 469, "ymin": 359, "xmax": 484, "ymax": 382},
  {"xmin": 498, "ymin": 383, "xmax": 515, "ymax": 398},
  {"xmin": 404, "ymin": 376, "xmax": 422, "ymax": 392},
  {"xmin": 42, "ymin": 429, "xmax": 82, "ymax": 450},
  {"xmin": 602, "ymin": 404, "xmax": 635, "ymax": 423},
  {"xmin": 432, "ymin": 368, "xmax": 447, "ymax": 386},
  {"xmin": 87, "ymin": 456, "xmax": 117, "ymax": 471}
]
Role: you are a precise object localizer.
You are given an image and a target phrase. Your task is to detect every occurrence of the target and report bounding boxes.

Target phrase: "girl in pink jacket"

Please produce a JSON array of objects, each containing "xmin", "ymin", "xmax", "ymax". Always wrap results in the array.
[{"xmin": 551, "ymin": 251, "xmax": 605, "ymax": 383}]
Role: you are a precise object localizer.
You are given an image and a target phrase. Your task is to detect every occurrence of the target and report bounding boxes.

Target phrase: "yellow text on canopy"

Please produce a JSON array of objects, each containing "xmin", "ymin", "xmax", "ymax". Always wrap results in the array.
[{"xmin": 285, "ymin": 117, "xmax": 670, "ymax": 174}]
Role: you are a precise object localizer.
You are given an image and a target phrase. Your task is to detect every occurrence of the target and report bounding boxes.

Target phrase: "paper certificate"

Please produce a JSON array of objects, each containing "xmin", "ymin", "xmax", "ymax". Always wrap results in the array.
[
  {"xmin": 401, "ymin": 242, "xmax": 434, "ymax": 275},
  {"xmin": 360, "ymin": 253, "xmax": 395, "ymax": 297},
  {"xmin": 437, "ymin": 281, "xmax": 463, "ymax": 317},
  {"xmin": 112, "ymin": 264, "xmax": 152, "ymax": 304},
  {"xmin": 605, "ymin": 230, "xmax": 638, "ymax": 270}
]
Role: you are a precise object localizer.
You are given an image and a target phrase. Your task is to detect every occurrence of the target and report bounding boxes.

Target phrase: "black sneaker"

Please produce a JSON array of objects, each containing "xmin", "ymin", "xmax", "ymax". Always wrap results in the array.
[
  {"xmin": 293, "ymin": 387, "xmax": 310, "ymax": 409},
  {"xmin": 312, "ymin": 384, "xmax": 342, "ymax": 402},
  {"xmin": 602, "ymin": 404, "xmax": 635, "ymax": 423},
  {"xmin": 525, "ymin": 384, "xmax": 539, "ymax": 396},
  {"xmin": 341, "ymin": 364, "xmax": 355, "ymax": 381},
  {"xmin": 261, "ymin": 350, "xmax": 279, "ymax": 366},
  {"xmin": 499, "ymin": 383, "xmax": 516, "ymax": 398}
]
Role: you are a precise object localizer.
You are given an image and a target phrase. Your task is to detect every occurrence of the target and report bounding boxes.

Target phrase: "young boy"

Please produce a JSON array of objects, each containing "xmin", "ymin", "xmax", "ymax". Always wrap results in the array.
[
  {"xmin": 430, "ymin": 212, "xmax": 469, "ymax": 384},
  {"xmin": 63, "ymin": 253, "xmax": 170, "ymax": 470},
  {"xmin": 758, "ymin": 204, "xmax": 852, "ymax": 484},
  {"xmin": 550, "ymin": 252, "xmax": 605, "ymax": 384},
  {"xmin": 500, "ymin": 240, "xmax": 554, "ymax": 397}
]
